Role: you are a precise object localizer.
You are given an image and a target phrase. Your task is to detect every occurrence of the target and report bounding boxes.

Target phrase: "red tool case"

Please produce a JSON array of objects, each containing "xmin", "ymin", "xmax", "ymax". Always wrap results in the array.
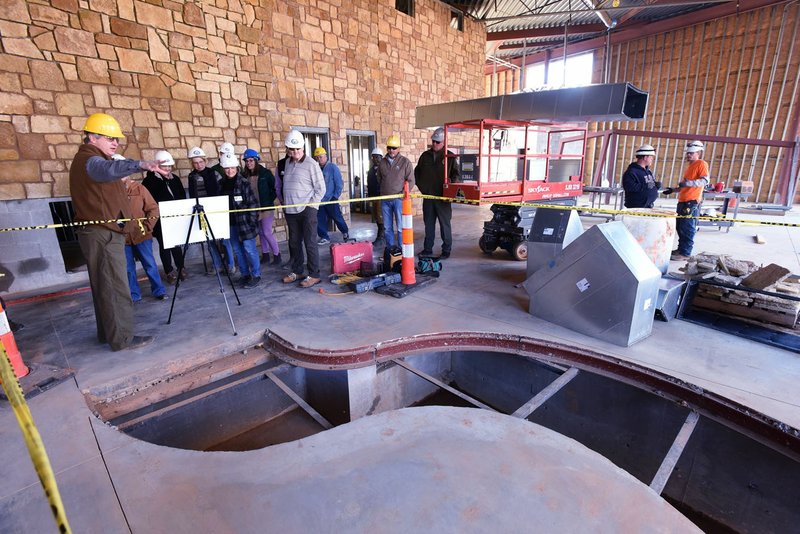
[{"xmin": 330, "ymin": 241, "xmax": 373, "ymax": 274}]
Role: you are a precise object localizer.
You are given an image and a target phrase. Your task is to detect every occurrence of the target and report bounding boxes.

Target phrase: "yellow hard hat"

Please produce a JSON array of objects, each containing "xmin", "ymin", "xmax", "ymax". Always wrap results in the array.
[
  {"xmin": 82, "ymin": 113, "xmax": 125, "ymax": 139},
  {"xmin": 313, "ymin": 147, "xmax": 327, "ymax": 157},
  {"xmin": 386, "ymin": 135, "xmax": 401, "ymax": 148}
]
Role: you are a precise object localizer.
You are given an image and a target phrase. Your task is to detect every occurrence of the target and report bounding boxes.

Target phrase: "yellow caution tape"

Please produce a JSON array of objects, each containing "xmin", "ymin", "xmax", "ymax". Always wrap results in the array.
[
  {"xmin": 414, "ymin": 193, "xmax": 800, "ymax": 228},
  {"xmin": 0, "ymin": 344, "xmax": 72, "ymax": 534},
  {"xmin": 0, "ymin": 194, "xmax": 404, "ymax": 234},
  {"xmin": 1, "ymin": 192, "xmax": 798, "ymax": 232}
]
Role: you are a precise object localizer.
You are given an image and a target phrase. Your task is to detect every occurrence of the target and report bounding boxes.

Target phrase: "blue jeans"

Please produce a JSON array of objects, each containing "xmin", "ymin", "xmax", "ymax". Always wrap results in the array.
[
  {"xmin": 317, "ymin": 202, "xmax": 349, "ymax": 239},
  {"xmin": 210, "ymin": 239, "xmax": 234, "ymax": 271},
  {"xmin": 676, "ymin": 201, "xmax": 699, "ymax": 256},
  {"xmin": 125, "ymin": 239, "xmax": 167, "ymax": 301},
  {"xmin": 230, "ymin": 225, "xmax": 261, "ymax": 278},
  {"xmin": 381, "ymin": 199, "xmax": 403, "ymax": 247}
]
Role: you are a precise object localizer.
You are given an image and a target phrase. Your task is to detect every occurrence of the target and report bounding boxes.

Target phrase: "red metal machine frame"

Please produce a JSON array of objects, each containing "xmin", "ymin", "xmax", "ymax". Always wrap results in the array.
[{"xmin": 442, "ymin": 119, "xmax": 586, "ymax": 203}]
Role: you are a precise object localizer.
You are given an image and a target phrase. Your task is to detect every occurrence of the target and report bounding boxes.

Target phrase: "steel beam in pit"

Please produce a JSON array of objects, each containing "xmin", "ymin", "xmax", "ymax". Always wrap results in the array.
[
  {"xmin": 512, "ymin": 367, "xmax": 580, "ymax": 419},
  {"xmin": 391, "ymin": 358, "xmax": 496, "ymax": 412},
  {"xmin": 265, "ymin": 371, "xmax": 333, "ymax": 430},
  {"xmin": 650, "ymin": 411, "xmax": 701, "ymax": 494}
]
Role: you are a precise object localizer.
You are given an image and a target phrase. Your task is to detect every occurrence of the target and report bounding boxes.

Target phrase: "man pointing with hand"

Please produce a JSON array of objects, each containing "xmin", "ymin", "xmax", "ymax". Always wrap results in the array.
[{"xmin": 69, "ymin": 113, "xmax": 171, "ymax": 351}]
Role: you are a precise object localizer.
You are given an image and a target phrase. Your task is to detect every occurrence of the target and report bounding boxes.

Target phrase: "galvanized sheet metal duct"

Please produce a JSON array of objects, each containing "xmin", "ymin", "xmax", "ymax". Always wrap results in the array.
[{"xmin": 415, "ymin": 82, "xmax": 648, "ymax": 128}]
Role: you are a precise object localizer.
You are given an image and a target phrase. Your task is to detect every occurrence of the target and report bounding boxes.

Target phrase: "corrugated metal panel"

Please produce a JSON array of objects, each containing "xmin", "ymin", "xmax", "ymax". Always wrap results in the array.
[
  {"xmin": 443, "ymin": 0, "xmax": 714, "ymax": 40},
  {"xmin": 624, "ymin": 4, "xmax": 718, "ymax": 23}
]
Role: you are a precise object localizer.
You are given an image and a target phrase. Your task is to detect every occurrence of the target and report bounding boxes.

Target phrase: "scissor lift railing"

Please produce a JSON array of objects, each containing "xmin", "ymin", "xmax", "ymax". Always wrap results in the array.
[{"xmin": 442, "ymin": 119, "xmax": 586, "ymax": 204}]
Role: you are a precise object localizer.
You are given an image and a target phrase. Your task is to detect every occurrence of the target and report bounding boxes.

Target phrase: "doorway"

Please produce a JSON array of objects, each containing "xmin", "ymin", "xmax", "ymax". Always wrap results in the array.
[{"xmin": 346, "ymin": 132, "xmax": 375, "ymax": 213}]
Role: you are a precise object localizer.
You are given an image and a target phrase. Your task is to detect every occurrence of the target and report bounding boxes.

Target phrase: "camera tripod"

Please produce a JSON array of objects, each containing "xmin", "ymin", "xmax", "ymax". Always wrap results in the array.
[{"xmin": 166, "ymin": 198, "xmax": 241, "ymax": 335}]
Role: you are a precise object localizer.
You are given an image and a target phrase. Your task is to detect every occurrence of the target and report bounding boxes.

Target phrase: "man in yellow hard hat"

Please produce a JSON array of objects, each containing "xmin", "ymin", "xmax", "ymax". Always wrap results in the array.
[
  {"xmin": 312, "ymin": 146, "xmax": 349, "ymax": 245},
  {"xmin": 69, "ymin": 113, "xmax": 170, "ymax": 351},
  {"xmin": 377, "ymin": 134, "xmax": 414, "ymax": 249}
]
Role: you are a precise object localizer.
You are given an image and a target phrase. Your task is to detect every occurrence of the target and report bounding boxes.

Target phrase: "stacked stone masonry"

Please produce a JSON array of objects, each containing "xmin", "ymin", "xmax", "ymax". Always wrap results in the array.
[
  {"xmin": 681, "ymin": 253, "xmax": 800, "ymax": 328},
  {"xmin": 0, "ymin": 0, "xmax": 486, "ymax": 202}
]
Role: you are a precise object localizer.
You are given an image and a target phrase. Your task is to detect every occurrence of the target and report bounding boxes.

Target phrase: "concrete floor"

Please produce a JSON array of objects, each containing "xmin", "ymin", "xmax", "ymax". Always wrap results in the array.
[{"xmin": 1, "ymin": 198, "xmax": 799, "ymax": 531}]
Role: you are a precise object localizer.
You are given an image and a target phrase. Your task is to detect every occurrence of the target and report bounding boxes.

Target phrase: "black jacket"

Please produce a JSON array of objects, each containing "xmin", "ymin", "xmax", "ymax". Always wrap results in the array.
[
  {"xmin": 622, "ymin": 162, "xmax": 660, "ymax": 208},
  {"xmin": 415, "ymin": 149, "xmax": 459, "ymax": 197},
  {"xmin": 188, "ymin": 167, "xmax": 221, "ymax": 198},
  {"xmin": 219, "ymin": 173, "xmax": 259, "ymax": 241},
  {"xmin": 142, "ymin": 172, "xmax": 187, "ymax": 203}
]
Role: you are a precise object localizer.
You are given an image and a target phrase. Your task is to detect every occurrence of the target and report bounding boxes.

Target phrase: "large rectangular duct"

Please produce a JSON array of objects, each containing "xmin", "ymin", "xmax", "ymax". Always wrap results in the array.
[
  {"xmin": 523, "ymin": 222, "xmax": 661, "ymax": 347},
  {"xmin": 415, "ymin": 83, "xmax": 648, "ymax": 128}
]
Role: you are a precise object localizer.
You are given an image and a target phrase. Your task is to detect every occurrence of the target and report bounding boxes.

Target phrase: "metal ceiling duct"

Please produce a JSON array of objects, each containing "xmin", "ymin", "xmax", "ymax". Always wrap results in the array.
[{"xmin": 415, "ymin": 82, "xmax": 648, "ymax": 128}]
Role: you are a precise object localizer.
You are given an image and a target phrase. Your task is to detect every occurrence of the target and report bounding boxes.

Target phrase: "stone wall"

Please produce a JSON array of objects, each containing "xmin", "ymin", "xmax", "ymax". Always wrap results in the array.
[
  {"xmin": 0, "ymin": 0, "xmax": 485, "ymax": 196},
  {"xmin": 0, "ymin": 0, "xmax": 486, "ymax": 295}
]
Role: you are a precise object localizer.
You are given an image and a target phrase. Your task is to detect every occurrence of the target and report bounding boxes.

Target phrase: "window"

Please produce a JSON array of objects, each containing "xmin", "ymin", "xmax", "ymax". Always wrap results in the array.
[
  {"xmin": 450, "ymin": 9, "xmax": 463, "ymax": 31},
  {"xmin": 524, "ymin": 52, "xmax": 594, "ymax": 90},
  {"xmin": 396, "ymin": 0, "xmax": 414, "ymax": 17},
  {"xmin": 294, "ymin": 127, "xmax": 329, "ymax": 159},
  {"xmin": 346, "ymin": 132, "xmax": 376, "ymax": 213}
]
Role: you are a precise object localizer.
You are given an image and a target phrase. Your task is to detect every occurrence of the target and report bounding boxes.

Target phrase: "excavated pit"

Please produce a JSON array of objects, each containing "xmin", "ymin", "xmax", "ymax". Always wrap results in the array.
[{"xmin": 89, "ymin": 342, "xmax": 800, "ymax": 533}]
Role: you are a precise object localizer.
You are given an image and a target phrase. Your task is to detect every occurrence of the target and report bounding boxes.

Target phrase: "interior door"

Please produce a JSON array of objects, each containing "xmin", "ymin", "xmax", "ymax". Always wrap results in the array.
[{"xmin": 346, "ymin": 134, "xmax": 374, "ymax": 213}]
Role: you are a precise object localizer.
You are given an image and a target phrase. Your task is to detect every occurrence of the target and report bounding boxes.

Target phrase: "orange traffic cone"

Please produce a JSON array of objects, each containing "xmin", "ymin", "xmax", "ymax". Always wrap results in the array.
[
  {"xmin": 401, "ymin": 181, "xmax": 416, "ymax": 286},
  {"xmin": 0, "ymin": 301, "xmax": 29, "ymax": 379}
]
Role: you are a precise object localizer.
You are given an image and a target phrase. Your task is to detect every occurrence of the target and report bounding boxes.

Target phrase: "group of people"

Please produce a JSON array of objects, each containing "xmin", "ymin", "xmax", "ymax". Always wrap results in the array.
[
  {"xmin": 76, "ymin": 111, "xmax": 715, "ymax": 353},
  {"xmin": 362, "ymin": 128, "xmax": 459, "ymax": 259},
  {"xmin": 116, "ymin": 140, "xmax": 280, "ymax": 302},
  {"xmin": 69, "ymin": 114, "xmax": 321, "ymax": 351},
  {"xmin": 70, "ymin": 111, "xmax": 461, "ymax": 352},
  {"xmin": 621, "ymin": 140, "xmax": 710, "ymax": 261}
]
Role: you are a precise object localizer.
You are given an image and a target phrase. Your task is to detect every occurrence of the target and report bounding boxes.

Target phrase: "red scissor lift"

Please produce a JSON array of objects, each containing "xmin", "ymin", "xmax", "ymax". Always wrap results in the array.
[{"xmin": 442, "ymin": 119, "xmax": 587, "ymax": 260}]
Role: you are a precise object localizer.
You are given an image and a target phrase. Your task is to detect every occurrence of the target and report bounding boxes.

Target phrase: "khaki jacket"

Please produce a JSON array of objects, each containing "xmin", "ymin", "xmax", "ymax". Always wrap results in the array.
[{"xmin": 124, "ymin": 180, "xmax": 159, "ymax": 245}]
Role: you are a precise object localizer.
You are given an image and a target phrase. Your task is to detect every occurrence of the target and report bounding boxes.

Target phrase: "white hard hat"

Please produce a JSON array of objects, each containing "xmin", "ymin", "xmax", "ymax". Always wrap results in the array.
[
  {"xmin": 187, "ymin": 146, "xmax": 206, "ymax": 159},
  {"xmin": 219, "ymin": 153, "xmax": 239, "ymax": 169},
  {"xmin": 219, "ymin": 142, "xmax": 235, "ymax": 156},
  {"xmin": 700, "ymin": 207, "xmax": 718, "ymax": 217},
  {"xmin": 635, "ymin": 144, "xmax": 655, "ymax": 157},
  {"xmin": 371, "ymin": 148, "xmax": 383, "ymax": 157},
  {"xmin": 685, "ymin": 140, "xmax": 704, "ymax": 153},
  {"xmin": 431, "ymin": 127, "xmax": 445, "ymax": 143},
  {"xmin": 111, "ymin": 154, "xmax": 126, "ymax": 161},
  {"xmin": 155, "ymin": 150, "xmax": 175, "ymax": 166},
  {"xmin": 285, "ymin": 130, "xmax": 305, "ymax": 149}
]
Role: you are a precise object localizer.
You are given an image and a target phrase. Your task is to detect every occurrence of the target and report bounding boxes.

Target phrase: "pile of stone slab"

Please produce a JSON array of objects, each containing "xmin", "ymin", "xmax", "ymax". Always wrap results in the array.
[{"xmin": 679, "ymin": 253, "xmax": 800, "ymax": 328}]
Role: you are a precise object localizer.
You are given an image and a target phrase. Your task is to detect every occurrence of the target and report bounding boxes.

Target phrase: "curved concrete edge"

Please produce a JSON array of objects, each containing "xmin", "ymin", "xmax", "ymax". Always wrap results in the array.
[
  {"xmin": 266, "ymin": 329, "xmax": 800, "ymax": 461},
  {"xmin": 91, "ymin": 406, "xmax": 700, "ymax": 532}
]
